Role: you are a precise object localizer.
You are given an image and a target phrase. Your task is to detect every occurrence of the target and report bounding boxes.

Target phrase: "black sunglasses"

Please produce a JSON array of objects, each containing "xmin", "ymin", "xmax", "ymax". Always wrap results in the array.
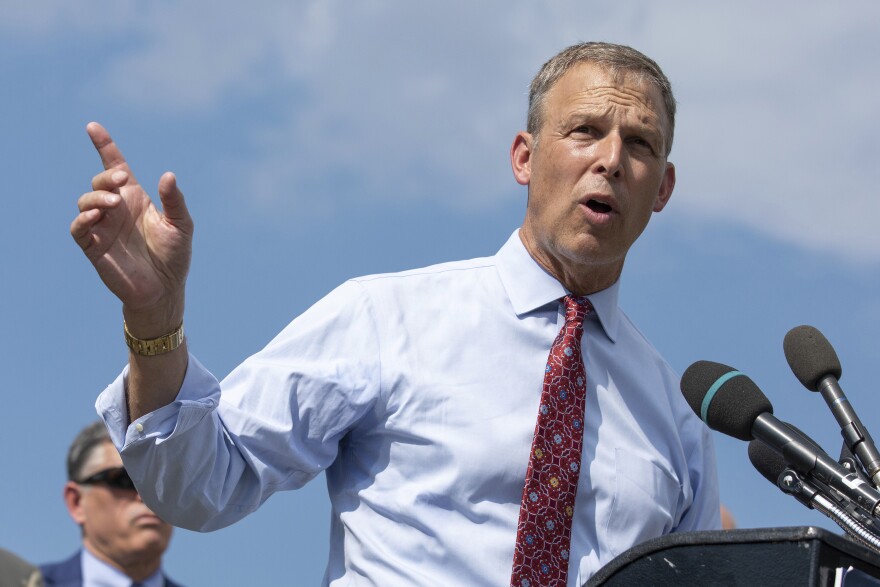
[{"xmin": 77, "ymin": 467, "xmax": 137, "ymax": 491}]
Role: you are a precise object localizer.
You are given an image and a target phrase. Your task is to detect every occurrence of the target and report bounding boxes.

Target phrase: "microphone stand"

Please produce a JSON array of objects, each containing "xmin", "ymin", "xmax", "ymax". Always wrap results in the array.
[{"xmin": 776, "ymin": 466, "xmax": 880, "ymax": 554}]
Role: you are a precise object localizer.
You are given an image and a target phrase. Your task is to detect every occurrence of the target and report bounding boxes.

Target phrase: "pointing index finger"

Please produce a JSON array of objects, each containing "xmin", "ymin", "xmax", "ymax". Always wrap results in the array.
[{"xmin": 86, "ymin": 121, "xmax": 132, "ymax": 174}]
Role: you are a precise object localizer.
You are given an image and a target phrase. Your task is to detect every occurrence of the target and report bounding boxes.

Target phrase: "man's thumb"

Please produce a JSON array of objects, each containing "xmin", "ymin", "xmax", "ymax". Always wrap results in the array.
[{"xmin": 157, "ymin": 172, "xmax": 192, "ymax": 227}]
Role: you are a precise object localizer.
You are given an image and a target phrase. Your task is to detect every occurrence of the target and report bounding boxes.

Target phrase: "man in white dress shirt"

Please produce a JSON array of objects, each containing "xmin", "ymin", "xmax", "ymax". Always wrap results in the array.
[{"xmin": 71, "ymin": 42, "xmax": 720, "ymax": 585}]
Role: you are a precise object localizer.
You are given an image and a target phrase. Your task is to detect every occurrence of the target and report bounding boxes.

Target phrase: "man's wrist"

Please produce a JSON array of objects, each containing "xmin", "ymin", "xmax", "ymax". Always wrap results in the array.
[{"xmin": 122, "ymin": 293, "xmax": 185, "ymax": 339}]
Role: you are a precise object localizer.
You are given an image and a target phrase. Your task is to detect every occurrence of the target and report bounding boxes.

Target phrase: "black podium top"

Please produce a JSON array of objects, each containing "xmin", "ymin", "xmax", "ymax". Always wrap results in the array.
[{"xmin": 586, "ymin": 526, "xmax": 880, "ymax": 587}]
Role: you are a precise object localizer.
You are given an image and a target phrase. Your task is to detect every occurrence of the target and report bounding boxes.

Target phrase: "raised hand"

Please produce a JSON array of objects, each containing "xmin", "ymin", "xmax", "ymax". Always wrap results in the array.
[{"xmin": 71, "ymin": 122, "xmax": 193, "ymax": 334}]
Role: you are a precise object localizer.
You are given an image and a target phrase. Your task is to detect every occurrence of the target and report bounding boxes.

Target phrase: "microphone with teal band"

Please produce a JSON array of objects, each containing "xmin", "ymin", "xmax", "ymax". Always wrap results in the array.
[
  {"xmin": 701, "ymin": 369, "xmax": 745, "ymax": 423},
  {"xmin": 681, "ymin": 360, "xmax": 880, "ymax": 517},
  {"xmin": 681, "ymin": 360, "xmax": 771, "ymax": 441}
]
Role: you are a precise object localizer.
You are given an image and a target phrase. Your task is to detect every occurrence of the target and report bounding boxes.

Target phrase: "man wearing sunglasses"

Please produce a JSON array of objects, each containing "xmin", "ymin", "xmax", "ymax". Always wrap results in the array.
[{"xmin": 39, "ymin": 422, "xmax": 183, "ymax": 587}]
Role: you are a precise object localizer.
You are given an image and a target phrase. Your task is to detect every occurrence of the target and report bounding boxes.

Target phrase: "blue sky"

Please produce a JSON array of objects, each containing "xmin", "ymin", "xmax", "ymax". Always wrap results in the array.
[{"xmin": 3, "ymin": 2, "xmax": 880, "ymax": 584}]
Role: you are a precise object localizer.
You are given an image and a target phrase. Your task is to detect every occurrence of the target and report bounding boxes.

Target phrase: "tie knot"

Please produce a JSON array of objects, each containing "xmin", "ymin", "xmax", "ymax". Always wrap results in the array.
[{"xmin": 563, "ymin": 295, "xmax": 592, "ymax": 325}]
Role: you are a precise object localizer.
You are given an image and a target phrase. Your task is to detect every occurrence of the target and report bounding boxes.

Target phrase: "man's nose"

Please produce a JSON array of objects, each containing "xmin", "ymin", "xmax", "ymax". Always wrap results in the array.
[{"xmin": 591, "ymin": 133, "xmax": 623, "ymax": 178}]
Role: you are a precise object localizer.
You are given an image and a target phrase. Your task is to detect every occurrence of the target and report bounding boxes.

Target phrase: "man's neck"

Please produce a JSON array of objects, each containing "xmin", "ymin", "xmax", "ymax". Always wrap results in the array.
[
  {"xmin": 518, "ymin": 228, "xmax": 623, "ymax": 295},
  {"xmin": 82, "ymin": 540, "xmax": 162, "ymax": 583}
]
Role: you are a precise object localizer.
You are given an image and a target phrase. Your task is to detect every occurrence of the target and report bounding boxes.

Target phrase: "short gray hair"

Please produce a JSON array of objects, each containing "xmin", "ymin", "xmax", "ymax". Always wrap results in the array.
[
  {"xmin": 527, "ymin": 41, "xmax": 676, "ymax": 156},
  {"xmin": 66, "ymin": 421, "xmax": 110, "ymax": 481}
]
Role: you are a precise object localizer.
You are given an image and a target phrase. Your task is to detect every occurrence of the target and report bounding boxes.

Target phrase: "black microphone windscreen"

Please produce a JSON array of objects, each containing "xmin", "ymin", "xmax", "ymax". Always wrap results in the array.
[
  {"xmin": 747, "ymin": 422, "xmax": 823, "ymax": 484},
  {"xmin": 681, "ymin": 360, "xmax": 773, "ymax": 441},
  {"xmin": 748, "ymin": 439, "xmax": 785, "ymax": 485},
  {"xmin": 783, "ymin": 325, "xmax": 842, "ymax": 391}
]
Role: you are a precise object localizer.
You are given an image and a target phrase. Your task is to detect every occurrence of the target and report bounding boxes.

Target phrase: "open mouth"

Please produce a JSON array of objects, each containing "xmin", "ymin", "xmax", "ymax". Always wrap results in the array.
[{"xmin": 586, "ymin": 199, "xmax": 613, "ymax": 214}]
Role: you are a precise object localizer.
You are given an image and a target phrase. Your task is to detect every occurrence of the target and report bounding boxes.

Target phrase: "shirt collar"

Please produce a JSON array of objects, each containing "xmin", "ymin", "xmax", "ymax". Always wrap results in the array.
[
  {"xmin": 495, "ymin": 229, "xmax": 621, "ymax": 342},
  {"xmin": 81, "ymin": 548, "xmax": 165, "ymax": 587}
]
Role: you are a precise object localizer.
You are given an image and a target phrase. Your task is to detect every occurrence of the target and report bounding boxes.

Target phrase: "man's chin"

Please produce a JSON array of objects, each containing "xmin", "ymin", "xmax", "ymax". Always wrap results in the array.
[
  {"xmin": 132, "ymin": 512, "xmax": 169, "ymax": 527},
  {"xmin": 127, "ymin": 533, "xmax": 171, "ymax": 558},
  {"xmin": 130, "ymin": 517, "xmax": 173, "ymax": 547}
]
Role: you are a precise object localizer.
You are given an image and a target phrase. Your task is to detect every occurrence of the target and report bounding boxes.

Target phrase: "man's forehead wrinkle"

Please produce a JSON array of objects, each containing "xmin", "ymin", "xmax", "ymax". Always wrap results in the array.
[
  {"xmin": 553, "ymin": 79, "xmax": 658, "ymax": 114},
  {"xmin": 577, "ymin": 83, "xmax": 653, "ymax": 106},
  {"xmin": 542, "ymin": 71, "xmax": 669, "ymax": 149},
  {"xmin": 556, "ymin": 92, "xmax": 662, "ymax": 129}
]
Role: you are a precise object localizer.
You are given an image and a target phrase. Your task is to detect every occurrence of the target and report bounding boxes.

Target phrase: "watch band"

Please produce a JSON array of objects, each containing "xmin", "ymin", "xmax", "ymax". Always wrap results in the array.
[{"xmin": 124, "ymin": 321, "xmax": 185, "ymax": 356}]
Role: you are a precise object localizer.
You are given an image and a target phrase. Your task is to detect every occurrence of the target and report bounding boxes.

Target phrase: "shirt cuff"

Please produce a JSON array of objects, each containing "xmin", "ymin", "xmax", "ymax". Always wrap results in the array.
[{"xmin": 95, "ymin": 353, "xmax": 221, "ymax": 452}]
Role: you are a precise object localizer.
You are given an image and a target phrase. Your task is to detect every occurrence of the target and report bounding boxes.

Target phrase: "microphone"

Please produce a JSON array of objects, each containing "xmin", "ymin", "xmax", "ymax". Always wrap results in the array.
[
  {"xmin": 681, "ymin": 360, "xmax": 880, "ymax": 517},
  {"xmin": 784, "ymin": 325, "xmax": 880, "ymax": 486},
  {"xmin": 748, "ymin": 435, "xmax": 822, "ymax": 510},
  {"xmin": 748, "ymin": 422, "xmax": 854, "ymax": 510},
  {"xmin": 749, "ymin": 438, "xmax": 825, "ymax": 511},
  {"xmin": 749, "ymin": 437, "xmax": 880, "ymax": 551}
]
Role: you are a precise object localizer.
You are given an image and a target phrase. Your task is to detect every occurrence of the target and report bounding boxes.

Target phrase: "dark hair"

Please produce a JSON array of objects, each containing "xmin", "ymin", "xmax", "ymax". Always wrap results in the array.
[
  {"xmin": 67, "ymin": 421, "xmax": 111, "ymax": 481},
  {"xmin": 527, "ymin": 41, "xmax": 676, "ymax": 156}
]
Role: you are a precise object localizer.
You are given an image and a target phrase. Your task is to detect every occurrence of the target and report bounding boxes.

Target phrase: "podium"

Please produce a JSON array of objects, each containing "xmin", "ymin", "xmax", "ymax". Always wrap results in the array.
[{"xmin": 586, "ymin": 527, "xmax": 880, "ymax": 586}]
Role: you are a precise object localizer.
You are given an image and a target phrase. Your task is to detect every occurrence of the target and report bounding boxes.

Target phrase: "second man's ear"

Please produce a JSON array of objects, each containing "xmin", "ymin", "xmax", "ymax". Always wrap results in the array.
[{"xmin": 63, "ymin": 482, "xmax": 87, "ymax": 525}]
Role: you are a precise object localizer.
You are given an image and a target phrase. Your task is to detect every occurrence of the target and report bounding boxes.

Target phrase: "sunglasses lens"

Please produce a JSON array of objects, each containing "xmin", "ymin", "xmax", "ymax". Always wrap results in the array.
[
  {"xmin": 105, "ymin": 469, "xmax": 136, "ymax": 490},
  {"xmin": 79, "ymin": 467, "xmax": 137, "ymax": 491}
]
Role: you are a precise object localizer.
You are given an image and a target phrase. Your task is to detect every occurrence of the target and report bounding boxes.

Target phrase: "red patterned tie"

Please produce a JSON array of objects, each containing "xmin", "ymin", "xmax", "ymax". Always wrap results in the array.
[{"xmin": 510, "ymin": 295, "xmax": 592, "ymax": 587}]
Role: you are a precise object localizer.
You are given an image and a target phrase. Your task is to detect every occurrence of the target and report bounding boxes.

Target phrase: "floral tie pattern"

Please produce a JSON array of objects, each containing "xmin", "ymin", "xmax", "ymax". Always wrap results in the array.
[{"xmin": 510, "ymin": 296, "xmax": 591, "ymax": 587}]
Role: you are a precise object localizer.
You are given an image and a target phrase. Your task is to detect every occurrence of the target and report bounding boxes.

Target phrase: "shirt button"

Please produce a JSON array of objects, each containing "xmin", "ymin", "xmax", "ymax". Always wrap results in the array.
[{"xmin": 135, "ymin": 423, "xmax": 144, "ymax": 433}]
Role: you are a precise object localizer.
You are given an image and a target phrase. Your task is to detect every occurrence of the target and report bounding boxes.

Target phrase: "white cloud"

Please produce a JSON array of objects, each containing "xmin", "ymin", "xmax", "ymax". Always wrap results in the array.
[
  {"xmin": 0, "ymin": 1, "xmax": 138, "ymax": 35},
  {"xmin": 12, "ymin": 0, "xmax": 880, "ymax": 261},
  {"xmin": 662, "ymin": 3, "xmax": 880, "ymax": 262}
]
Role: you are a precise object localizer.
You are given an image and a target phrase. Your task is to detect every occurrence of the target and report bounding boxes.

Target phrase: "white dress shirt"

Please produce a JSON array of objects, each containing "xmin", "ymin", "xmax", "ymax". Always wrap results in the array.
[
  {"xmin": 97, "ymin": 230, "xmax": 720, "ymax": 586},
  {"xmin": 81, "ymin": 549, "xmax": 164, "ymax": 587}
]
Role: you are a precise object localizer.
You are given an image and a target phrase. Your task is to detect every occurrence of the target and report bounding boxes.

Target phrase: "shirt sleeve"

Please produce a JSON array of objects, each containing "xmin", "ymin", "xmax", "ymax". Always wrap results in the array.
[{"xmin": 95, "ymin": 279, "xmax": 382, "ymax": 532}]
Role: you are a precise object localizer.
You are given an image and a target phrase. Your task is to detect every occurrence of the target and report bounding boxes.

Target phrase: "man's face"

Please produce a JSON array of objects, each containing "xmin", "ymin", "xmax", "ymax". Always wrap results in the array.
[
  {"xmin": 64, "ymin": 442, "xmax": 172, "ymax": 570},
  {"xmin": 512, "ymin": 61, "xmax": 675, "ymax": 292}
]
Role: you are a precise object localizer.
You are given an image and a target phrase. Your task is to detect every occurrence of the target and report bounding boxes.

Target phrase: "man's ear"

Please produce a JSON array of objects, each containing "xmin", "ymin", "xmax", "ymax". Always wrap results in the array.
[
  {"xmin": 653, "ymin": 162, "xmax": 675, "ymax": 212},
  {"xmin": 510, "ymin": 131, "xmax": 534, "ymax": 186},
  {"xmin": 64, "ymin": 482, "xmax": 87, "ymax": 525}
]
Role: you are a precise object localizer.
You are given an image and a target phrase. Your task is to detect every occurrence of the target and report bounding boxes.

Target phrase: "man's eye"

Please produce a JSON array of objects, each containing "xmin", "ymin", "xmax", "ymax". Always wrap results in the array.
[{"xmin": 627, "ymin": 137, "xmax": 655, "ymax": 152}]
